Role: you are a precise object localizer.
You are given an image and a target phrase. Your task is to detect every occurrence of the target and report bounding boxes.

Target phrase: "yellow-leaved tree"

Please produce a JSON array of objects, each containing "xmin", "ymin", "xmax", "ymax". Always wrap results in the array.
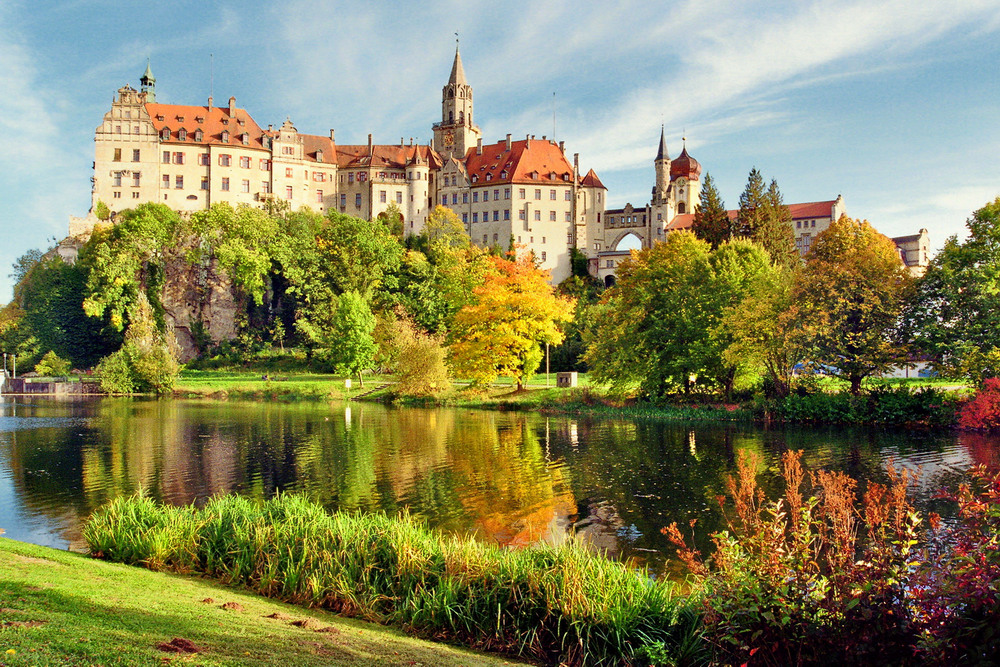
[{"xmin": 449, "ymin": 251, "xmax": 574, "ymax": 391}]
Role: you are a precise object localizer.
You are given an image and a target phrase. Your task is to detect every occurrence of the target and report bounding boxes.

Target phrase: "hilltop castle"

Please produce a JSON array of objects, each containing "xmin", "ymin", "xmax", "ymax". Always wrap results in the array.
[{"xmin": 73, "ymin": 50, "xmax": 928, "ymax": 283}]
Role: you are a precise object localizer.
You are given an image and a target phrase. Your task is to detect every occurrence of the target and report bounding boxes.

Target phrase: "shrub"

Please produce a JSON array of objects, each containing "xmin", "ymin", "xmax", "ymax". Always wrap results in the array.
[
  {"xmin": 665, "ymin": 450, "xmax": 921, "ymax": 665},
  {"xmin": 96, "ymin": 293, "xmax": 180, "ymax": 394},
  {"xmin": 394, "ymin": 331, "xmax": 450, "ymax": 397},
  {"xmin": 34, "ymin": 350, "xmax": 72, "ymax": 377},
  {"xmin": 958, "ymin": 377, "xmax": 1000, "ymax": 430}
]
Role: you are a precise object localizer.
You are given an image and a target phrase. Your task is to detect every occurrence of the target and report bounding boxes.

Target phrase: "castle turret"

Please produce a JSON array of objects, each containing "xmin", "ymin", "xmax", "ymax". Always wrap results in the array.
[
  {"xmin": 140, "ymin": 60, "xmax": 156, "ymax": 102},
  {"xmin": 433, "ymin": 46, "xmax": 481, "ymax": 158},
  {"xmin": 651, "ymin": 125, "xmax": 670, "ymax": 206}
]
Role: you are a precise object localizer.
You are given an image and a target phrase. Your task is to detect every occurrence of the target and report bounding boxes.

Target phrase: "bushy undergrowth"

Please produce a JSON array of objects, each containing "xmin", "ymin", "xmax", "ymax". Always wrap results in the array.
[
  {"xmin": 84, "ymin": 495, "xmax": 702, "ymax": 666},
  {"xmin": 958, "ymin": 377, "xmax": 1000, "ymax": 430},
  {"xmin": 758, "ymin": 385, "xmax": 958, "ymax": 426},
  {"xmin": 666, "ymin": 452, "xmax": 1000, "ymax": 666}
]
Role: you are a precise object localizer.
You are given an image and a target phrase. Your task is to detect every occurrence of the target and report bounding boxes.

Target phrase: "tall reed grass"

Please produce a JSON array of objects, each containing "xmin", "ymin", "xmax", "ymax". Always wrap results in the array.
[{"xmin": 84, "ymin": 495, "xmax": 702, "ymax": 666}]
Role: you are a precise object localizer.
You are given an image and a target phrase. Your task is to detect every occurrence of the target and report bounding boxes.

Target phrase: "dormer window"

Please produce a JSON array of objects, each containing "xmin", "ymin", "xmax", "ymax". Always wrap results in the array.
[
  {"xmin": 242, "ymin": 133, "xmax": 249, "ymax": 146},
  {"xmin": 531, "ymin": 171, "xmax": 538, "ymax": 180},
  {"xmin": 485, "ymin": 173, "xmax": 492, "ymax": 181},
  {"xmin": 221, "ymin": 130, "xmax": 230, "ymax": 143},
  {"xmin": 501, "ymin": 170, "xmax": 508, "ymax": 179},
  {"xmin": 471, "ymin": 175, "xmax": 478, "ymax": 183},
  {"xmin": 194, "ymin": 129, "xmax": 203, "ymax": 142},
  {"xmin": 238, "ymin": 119, "xmax": 245, "ymax": 126},
  {"xmin": 195, "ymin": 116, "xmax": 204, "ymax": 123},
  {"xmin": 160, "ymin": 127, "xmax": 170, "ymax": 140},
  {"xmin": 178, "ymin": 129, "xmax": 187, "ymax": 141},
  {"xmin": 156, "ymin": 115, "xmax": 165, "ymax": 121},
  {"xmin": 316, "ymin": 149, "xmax": 324, "ymax": 162},
  {"xmin": 176, "ymin": 115, "xmax": 185, "ymax": 122}
]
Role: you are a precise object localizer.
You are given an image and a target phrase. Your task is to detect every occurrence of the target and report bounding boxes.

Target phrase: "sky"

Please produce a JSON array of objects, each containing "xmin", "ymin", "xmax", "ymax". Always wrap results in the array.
[{"xmin": 2, "ymin": 0, "xmax": 999, "ymax": 303}]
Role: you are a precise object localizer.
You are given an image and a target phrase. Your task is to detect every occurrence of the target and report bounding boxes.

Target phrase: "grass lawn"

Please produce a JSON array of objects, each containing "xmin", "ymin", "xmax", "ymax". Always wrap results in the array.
[{"xmin": 0, "ymin": 538, "xmax": 527, "ymax": 667}]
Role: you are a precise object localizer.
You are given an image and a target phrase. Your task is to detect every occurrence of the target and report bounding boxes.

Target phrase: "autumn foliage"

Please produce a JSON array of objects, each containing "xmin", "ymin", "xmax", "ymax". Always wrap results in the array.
[{"xmin": 957, "ymin": 377, "xmax": 1000, "ymax": 430}]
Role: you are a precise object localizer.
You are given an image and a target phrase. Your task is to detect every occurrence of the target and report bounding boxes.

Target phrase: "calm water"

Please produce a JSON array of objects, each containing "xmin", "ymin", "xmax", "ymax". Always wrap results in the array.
[{"xmin": 2, "ymin": 396, "xmax": 998, "ymax": 570}]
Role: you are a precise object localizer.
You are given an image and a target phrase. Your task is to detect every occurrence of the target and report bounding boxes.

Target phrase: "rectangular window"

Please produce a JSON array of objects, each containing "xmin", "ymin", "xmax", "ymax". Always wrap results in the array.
[
  {"xmin": 483, "ymin": 190, "xmax": 489, "ymax": 202},
  {"xmin": 493, "ymin": 233, "xmax": 499, "ymax": 243},
  {"xmin": 504, "ymin": 210, "xmax": 510, "ymax": 221},
  {"xmin": 451, "ymin": 193, "xmax": 458, "ymax": 205},
  {"xmin": 541, "ymin": 251, "xmax": 547, "ymax": 261},
  {"xmin": 355, "ymin": 193, "xmax": 362, "ymax": 207},
  {"xmin": 550, "ymin": 189, "xmax": 556, "ymax": 200},
  {"xmin": 396, "ymin": 191, "xmax": 402, "ymax": 204},
  {"xmin": 505, "ymin": 188, "xmax": 511, "ymax": 199},
  {"xmin": 173, "ymin": 152, "xmax": 184, "ymax": 165},
  {"xmin": 285, "ymin": 167, "xmax": 293, "ymax": 178},
  {"xmin": 472, "ymin": 212, "xmax": 478, "ymax": 223},
  {"xmin": 312, "ymin": 171, "xmax": 324, "ymax": 182},
  {"xmin": 132, "ymin": 149, "xmax": 140, "ymax": 162},
  {"xmin": 316, "ymin": 189, "xmax": 323, "ymax": 203},
  {"xmin": 483, "ymin": 234, "xmax": 488, "ymax": 244},
  {"xmin": 113, "ymin": 191, "xmax": 121, "ymax": 198},
  {"xmin": 221, "ymin": 177, "xmax": 230, "ymax": 191},
  {"xmin": 242, "ymin": 179, "xmax": 251, "ymax": 193},
  {"xmin": 201, "ymin": 178, "xmax": 209, "ymax": 190},
  {"xmin": 534, "ymin": 189, "xmax": 541, "ymax": 200},
  {"xmin": 565, "ymin": 190, "xmax": 571, "ymax": 201},
  {"xmin": 550, "ymin": 211, "xmax": 557, "ymax": 221},
  {"xmin": 473, "ymin": 191, "xmax": 479, "ymax": 203},
  {"xmin": 462, "ymin": 213, "xmax": 468, "ymax": 223},
  {"xmin": 340, "ymin": 194, "xmax": 347, "ymax": 208},
  {"xmin": 519, "ymin": 188, "xmax": 526, "ymax": 199},
  {"xmin": 113, "ymin": 148, "xmax": 122, "ymax": 162},
  {"xmin": 518, "ymin": 210, "xmax": 526, "ymax": 220},
  {"xmin": 348, "ymin": 173, "xmax": 355, "ymax": 184},
  {"xmin": 132, "ymin": 191, "xmax": 139, "ymax": 198},
  {"xmin": 442, "ymin": 195, "xmax": 448, "ymax": 206},
  {"xmin": 565, "ymin": 212, "xmax": 572, "ymax": 222},
  {"xmin": 162, "ymin": 174, "xmax": 169, "ymax": 188},
  {"xmin": 219, "ymin": 154, "xmax": 231, "ymax": 167},
  {"xmin": 534, "ymin": 210, "xmax": 541, "ymax": 221},
  {"xmin": 494, "ymin": 189, "xmax": 500, "ymax": 200},
  {"xmin": 175, "ymin": 175, "xmax": 183, "ymax": 189},
  {"xmin": 260, "ymin": 159, "xmax": 270, "ymax": 171},
  {"xmin": 240, "ymin": 156, "xmax": 251, "ymax": 169},
  {"xmin": 462, "ymin": 192, "xmax": 468, "ymax": 204},
  {"xmin": 286, "ymin": 186, "xmax": 294, "ymax": 200},
  {"xmin": 199, "ymin": 153, "xmax": 209, "ymax": 166},
  {"xmin": 262, "ymin": 182, "xmax": 271, "ymax": 194},
  {"xmin": 493, "ymin": 210, "xmax": 500, "ymax": 221},
  {"xmin": 132, "ymin": 173, "xmax": 140, "ymax": 187},
  {"xmin": 162, "ymin": 151, "xmax": 170, "ymax": 164},
  {"xmin": 380, "ymin": 190, "xmax": 387, "ymax": 203},
  {"xmin": 113, "ymin": 173, "xmax": 122, "ymax": 187}
]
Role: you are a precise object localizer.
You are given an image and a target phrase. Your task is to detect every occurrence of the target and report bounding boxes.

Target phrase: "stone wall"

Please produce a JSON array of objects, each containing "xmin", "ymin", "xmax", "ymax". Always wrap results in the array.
[{"xmin": 160, "ymin": 256, "xmax": 240, "ymax": 362}]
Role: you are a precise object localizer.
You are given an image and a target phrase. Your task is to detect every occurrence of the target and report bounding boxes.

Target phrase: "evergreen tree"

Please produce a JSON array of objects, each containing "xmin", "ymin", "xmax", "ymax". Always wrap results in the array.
[
  {"xmin": 737, "ymin": 168, "xmax": 798, "ymax": 268},
  {"xmin": 691, "ymin": 173, "xmax": 732, "ymax": 248}
]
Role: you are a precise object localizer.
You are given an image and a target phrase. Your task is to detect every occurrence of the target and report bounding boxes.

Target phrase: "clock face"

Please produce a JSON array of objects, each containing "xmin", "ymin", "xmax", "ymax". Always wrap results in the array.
[{"xmin": 444, "ymin": 131, "xmax": 455, "ymax": 147}]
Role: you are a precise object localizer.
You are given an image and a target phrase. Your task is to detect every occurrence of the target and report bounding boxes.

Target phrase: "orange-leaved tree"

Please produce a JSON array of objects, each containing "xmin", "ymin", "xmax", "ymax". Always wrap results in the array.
[{"xmin": 449, "ymin": 251, "xmax": 575, "ymax": 391}]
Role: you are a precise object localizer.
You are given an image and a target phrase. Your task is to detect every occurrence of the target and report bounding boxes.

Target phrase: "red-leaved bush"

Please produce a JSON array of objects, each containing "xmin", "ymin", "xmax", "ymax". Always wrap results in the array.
[{"xmin": 958, "ymin": 377, "xmax": 1000, "ymax": 430}]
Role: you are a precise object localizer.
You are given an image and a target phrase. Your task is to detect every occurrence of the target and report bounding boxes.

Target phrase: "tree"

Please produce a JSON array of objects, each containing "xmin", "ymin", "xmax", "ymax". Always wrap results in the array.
[
  {"xmin": 449, "ymin": 252, "xmax": 574, "ymax": 390},
  {"xmin": 721, "ymin": 266, "xmax": 807, "ymax": 397},
  {"xmin": 34, "ymin": 351, "xmax": 71, "ymax": 377},
  {"xmin": 377, "ymin": 202, "xmax": 404, "ymax": 238},
  {"xmin": 737, "ymin": 168, "xmax": 798, "ymax": 269},
  {"xmin": 297, "ymin": 291, "xmax": 376, "ymax": 385},
  {"xmin": 96, "ymin": 292, "xmax": 180, "ymax": 394},
  {"xmin": 94, "ymin": 200, "xmax": 111, "ymax": 221},
  {"xmin": 691, "ymin": 173, "xmax": 734, "ymax": 248},
  {"xmin": 907, "ymin": 198, "xmax": 1000, "ymax": 383},
  {"xmin": 586, "ymin": 233, "xmax": 772, "ymax": 397},
  {"xmin": 796, "ymin": 215, "xmax": 913, "ymax": 394}
]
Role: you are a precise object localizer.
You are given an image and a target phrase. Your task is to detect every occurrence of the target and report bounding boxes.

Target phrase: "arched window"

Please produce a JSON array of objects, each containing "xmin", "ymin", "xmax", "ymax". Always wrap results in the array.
[
  {"xmin": 678, "ymin": 202, "xmax": 686, "ymax": 214},
  {"xmin": 604, "ymin": 275, "xmax": 617, "ymax": 288}
]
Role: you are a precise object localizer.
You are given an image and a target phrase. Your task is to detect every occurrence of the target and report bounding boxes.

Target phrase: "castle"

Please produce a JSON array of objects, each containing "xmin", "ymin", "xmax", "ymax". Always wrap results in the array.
[{"xmin": 73, "ymin": 51, "xmax": 929, "ymax": 283}]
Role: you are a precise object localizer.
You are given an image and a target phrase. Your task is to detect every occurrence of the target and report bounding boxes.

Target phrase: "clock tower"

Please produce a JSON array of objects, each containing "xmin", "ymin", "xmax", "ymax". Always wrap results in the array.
[{"xmin": 434, "ymin": 46, "xmax": 481, "ymax": 158}]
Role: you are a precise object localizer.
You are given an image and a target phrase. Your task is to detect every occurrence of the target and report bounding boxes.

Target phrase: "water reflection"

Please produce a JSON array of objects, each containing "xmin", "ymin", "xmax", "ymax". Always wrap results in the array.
[{"xmin": 1, "ymin": 396, "xmax": 996, "ymax": 570}]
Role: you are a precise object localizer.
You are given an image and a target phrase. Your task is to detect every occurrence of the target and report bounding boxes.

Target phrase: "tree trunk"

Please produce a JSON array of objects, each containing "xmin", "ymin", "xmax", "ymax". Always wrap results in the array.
[{"xmin": 850, "ymin": 375, "xmax": 862, "ymax": 395}]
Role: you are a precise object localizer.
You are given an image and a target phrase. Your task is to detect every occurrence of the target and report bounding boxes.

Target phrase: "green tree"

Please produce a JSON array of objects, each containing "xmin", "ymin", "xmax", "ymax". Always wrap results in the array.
[
  {"xmin": 34, "ymin": 351, "xmax": 71, "ymax": 377},
  {"xmin": 737, "ymin": 169, "xmax": 798, "ymax": 268},
  {"xmin": 377, "ymin": 202, "xmax": 404, "ymax": 238},
  {"xmin": 449, "ymin": 252, "xmax": 574, "ymax": 390},
  {"xmin": 691, "ymin": 173, "xmax": 733, "ymax": 248},
  {"xmin": 297, "ymin": 291, "xmax": 376, "ymax": 385},
  {"xmin": 907, "ymin": 198, "xmax": 1000, "ymax": 383},
  {"xmin": 796, "ymin": 215, "xmax": 913, "ymax": 394},
  {"xmin": 586, "ymin": 233, "xmax": 772, "ymax": 397},
  {"xmin": 96, "ymin": 292, "xmax": 180, "ymax": 394},
  {"xmin": 94, "ymin": 200, "xmax": 111, "ymax": 221}
]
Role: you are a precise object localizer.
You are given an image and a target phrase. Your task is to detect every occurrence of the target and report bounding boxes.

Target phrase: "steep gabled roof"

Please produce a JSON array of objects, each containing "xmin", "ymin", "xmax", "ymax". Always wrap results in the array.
[
  {"xmin": 462, "ymin": 138, "xmax": 578, "ymax": 186},
  {"xmin": 580, "ymin": 168, "xmax": 606, "ymax": 189},
  {"xmin": 336, "ymin": 144, "xmax": 441, "ymax": 170},
  {"xmin": 145, "ymin": 102, "xmax": 269, "ymax": 150},
  {"xmin": 787, "ymin": 200, "xmax": 838, "ymax": 219}
]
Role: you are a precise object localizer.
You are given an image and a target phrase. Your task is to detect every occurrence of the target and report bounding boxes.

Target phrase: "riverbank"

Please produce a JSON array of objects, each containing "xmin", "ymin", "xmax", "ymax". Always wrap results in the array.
[{"xmin": 0, "ymin": 536, "xmax": 527, "ymax": 666}]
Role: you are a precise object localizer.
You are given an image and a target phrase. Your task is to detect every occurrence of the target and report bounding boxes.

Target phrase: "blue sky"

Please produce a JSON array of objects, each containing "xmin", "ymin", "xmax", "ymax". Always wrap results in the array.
[{"xmin": 2, "ymin": 0, "xmax": 999, "ymax": 303}]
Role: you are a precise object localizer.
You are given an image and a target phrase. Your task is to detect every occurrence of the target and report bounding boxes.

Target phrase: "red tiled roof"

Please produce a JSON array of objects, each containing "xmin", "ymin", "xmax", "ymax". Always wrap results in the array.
[
  {"xmin": 299, "ymin": 134, "xmax": 337, "ymax": 165},
  {"xmin": 580, "ymin": 168, "xmax": 607, "ymax": 189},
  {"xmin": 787, "ymin": 200, "xmax": 836, "ymax": 219},
  {"xmin": 145, "ymin": 102, "xmax": 269, "ymax": 151},
  {"xmin": 667, "ymin": 213, "xmax": 695, "ymax": 230},
  {"xmin": 336, "ymin": 144, "xmax": 441, "ymax": 170},
  {"xmin": 462, "ymin": 138, "xmax": 576, "ymax": 186}
]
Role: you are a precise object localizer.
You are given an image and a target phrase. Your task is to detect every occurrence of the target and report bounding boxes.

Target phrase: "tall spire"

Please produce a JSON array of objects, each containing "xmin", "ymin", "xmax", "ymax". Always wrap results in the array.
[
  {"xmin": 449, "ymin": 46, "xmax": 467, "ymax": 85},
  {"xmin": 656, "ymin": 124, "xmax": 668, "ymax": 161},
  {"xmin": 140, "ymin": 59, "xmax": 156, "ymax": 102}
]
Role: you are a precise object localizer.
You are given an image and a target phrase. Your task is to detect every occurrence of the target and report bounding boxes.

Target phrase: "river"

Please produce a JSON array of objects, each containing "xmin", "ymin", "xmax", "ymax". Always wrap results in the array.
[{"xmin": 2, "ymin": 395, "xmax": 997, "ymax": 571}]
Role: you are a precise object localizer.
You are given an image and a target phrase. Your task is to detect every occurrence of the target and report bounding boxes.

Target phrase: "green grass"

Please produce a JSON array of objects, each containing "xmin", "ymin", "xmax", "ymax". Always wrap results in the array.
[
  {"xmin": 83, "ymin": 495, "xmax": 704, "ymax": 666},
  {"xmin": 0, "ymin": 537, "xmax": 527, "ymax": 667}
]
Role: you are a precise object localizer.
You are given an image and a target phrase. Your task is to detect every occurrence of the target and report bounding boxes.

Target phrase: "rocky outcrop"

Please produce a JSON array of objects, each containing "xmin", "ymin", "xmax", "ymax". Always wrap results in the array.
[{"xmin": 161, "ymin": 256, "xmax": 240, "ymax": 362}]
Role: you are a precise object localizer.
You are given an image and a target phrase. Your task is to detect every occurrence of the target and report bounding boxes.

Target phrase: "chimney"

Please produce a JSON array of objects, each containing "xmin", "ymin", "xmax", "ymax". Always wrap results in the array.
[
  {"xmin": 368, "ymin": 133, "xmax": 373, "ymax": 154},
  {"xmin": 268, "ymin": 124, "xmax": 273, "ymax": 132},
  {"xmin": 476, "ymin": 138, "xmax": 483, "ymax": 155},
  {"xmin": 573, "ymin": 153, "xmax": 580, "ymax": 178},
  {"xmin": 409, "ymin": 137, "xmax": 413, "ymax": 146},
  {"xmin": 228, "ymin": 96, "xmax": 236, "ymax": 116},
  {"xmin": 525, "ymin": 134, "xmax": 530, "ymax": 148},
  {"xmin": 400, "ymin": 137, "xmax": 404, "ymax": 145},
  {"xmin": 559, "ymin": 141, "xmax": 565, "ymax": 154},
  {"xmin": 542, "ymin": 135, "xmax": 547, "ymax": 141},
  {"xmin": 329, "ymin": 129, "xmax": 335, "ymax": 141},
  {"xmin": 505, "ymin": 134, "xmax": 511, "ymax": 151},
  {"xmin": 207, "ymin": 96, "xmax": 213, "ymax": 109}
]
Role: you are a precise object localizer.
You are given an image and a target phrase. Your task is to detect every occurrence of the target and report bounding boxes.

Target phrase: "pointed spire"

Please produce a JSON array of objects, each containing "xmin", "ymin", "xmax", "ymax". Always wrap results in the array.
[
  {"xmin": 449, "ymin": 46, "xmax": 467, "ymax": 85},
  {"xmin": 656, "ymin": 125, "xmax": 668, "ymax": 161},
  {"xmin": 140, "ymin": 59, "xmax": 156, "ymax": 102}
]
